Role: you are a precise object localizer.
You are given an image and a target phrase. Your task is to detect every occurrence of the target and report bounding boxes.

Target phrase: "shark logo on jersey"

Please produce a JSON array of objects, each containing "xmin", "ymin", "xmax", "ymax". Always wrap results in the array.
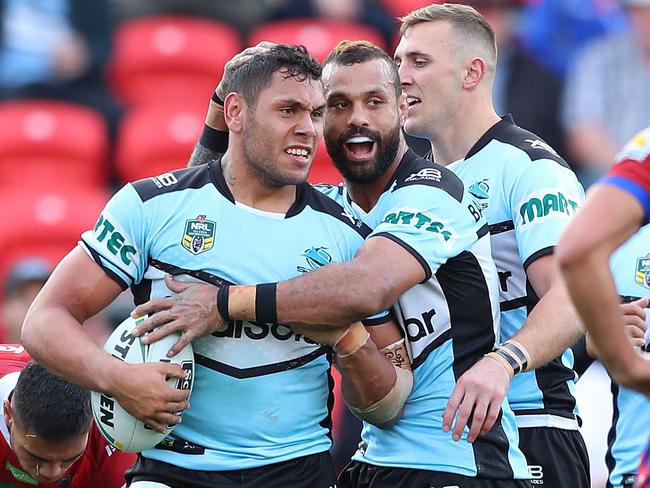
[
  {"xmin": 635, "ymin": 256, "xmax": 650, "ymax": 289},
  {"xmin": 469, "ymin": 179, "xmax": 490, "ymax": 211},
  {"xmin": 181, "ymin": 215, "xmax": 216, "ymax": 255},
  {"xmin": 297, "ymin": 246, "xmax": 332, "ymax": 273},
  {"xmin": 524, "ymin": 138, "xmax": 559, "ymax": 157}
]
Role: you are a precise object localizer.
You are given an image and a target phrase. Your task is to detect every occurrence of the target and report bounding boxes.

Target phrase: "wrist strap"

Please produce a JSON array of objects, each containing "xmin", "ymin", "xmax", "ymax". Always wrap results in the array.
[
  {"xmin": 335, "ymin": 323, "xmax": 370, "ymax": 358},
  {"xmin": 502, "ymin": 340, "xmax": 531, "ymax": 373},
  {"xmin": 484, "ymin": 351, "xmax": 514, "ymax": 377},
  {"xmin": 199, "ymin": 124, "xmax": 228, "ymax": 152},
  {"xmin": 216, "ymin": 285, "xmax": 231, "ymax": 323},
  {"xmin": 255, "ymin": 283, "xmax": 277, "ymax": 326},
  {"xmin": 486, "ymin": 340, "xmax": 531, "ymax": 376},
  {"xmin": 211, "ymin": 91, "xmax": 224, "ymax": 105}
]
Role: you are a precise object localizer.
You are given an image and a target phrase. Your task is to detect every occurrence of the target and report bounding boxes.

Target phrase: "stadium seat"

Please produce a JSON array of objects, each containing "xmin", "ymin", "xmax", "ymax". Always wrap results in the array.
[
  {"xmin": 309, "ymin": 141, "xmax": 342, "ymax": 186},
  {"xmin": 109, "ymin": 16, "xmax": 242, "ymax": 106},
  {"xmin": 380, "ymin": 0, "xmax": 440, "ymax": 18},
  {"xmin": 0, "ymin": 100, "xmax": 109, "ymax": 190},
  {"xmin": 115, "ymin": 101, "xmax": 206, "ymax": 183},
  {"xmin": 249, "ymin": 19, "xmax": 386, "ymax": 61},
  {"xmin": 0, "ymin": 187, "xmax": 108, "ymax": 286}
]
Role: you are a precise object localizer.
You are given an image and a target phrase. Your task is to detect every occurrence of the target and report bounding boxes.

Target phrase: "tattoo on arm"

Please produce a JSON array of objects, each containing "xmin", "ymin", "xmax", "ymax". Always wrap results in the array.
[
  {"xmin": 187, "ymin": 143, "xmax": 223, "ymax": 168},
  {"xmin": 380, "ymin": 340, "xmax": 411, "ymax": 371}
]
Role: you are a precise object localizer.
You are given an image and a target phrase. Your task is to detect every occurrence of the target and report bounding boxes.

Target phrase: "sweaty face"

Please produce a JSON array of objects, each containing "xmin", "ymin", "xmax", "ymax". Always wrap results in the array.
[
  {"xmin": 7, "ymin": 411, "xmax": 87, "ymax": 483},
  {"xmin": 323, "ymin": 59, "xmax": 405, "ymax": 183},
  {"xmin": 242, "ymin": 70, "xmax": 325, "ymax": 187},
  {"xmin": 395, "ymin": 21, "xmax": 463, "ymax": 139}
]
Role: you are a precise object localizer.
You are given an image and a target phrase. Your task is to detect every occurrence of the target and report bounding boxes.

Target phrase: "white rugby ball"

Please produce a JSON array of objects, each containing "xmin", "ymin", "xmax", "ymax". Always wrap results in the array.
[{"xmin": 91, "ymin": 314, "xmax": 194, "ymax": 452}]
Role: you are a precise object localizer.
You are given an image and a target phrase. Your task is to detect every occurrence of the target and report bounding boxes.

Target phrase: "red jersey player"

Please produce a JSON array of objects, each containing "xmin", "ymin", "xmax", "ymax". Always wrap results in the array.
[
  {"xmin": 557, "ymin": 127, "xmax": 650, "ymax": 488},
  {"xmin": 0, "ymin": 344, "xmax": 136, "ymax": 487}
]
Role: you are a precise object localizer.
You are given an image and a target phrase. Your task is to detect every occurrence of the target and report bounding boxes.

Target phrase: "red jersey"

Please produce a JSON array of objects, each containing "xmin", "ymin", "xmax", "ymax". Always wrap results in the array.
[
  {"xmin": 0, "ymin": 345, "xmax": 136, "ymax": 487},
  {"xmin": 602, "ymin": 128, "xmax": 650, "ymax": 224}
]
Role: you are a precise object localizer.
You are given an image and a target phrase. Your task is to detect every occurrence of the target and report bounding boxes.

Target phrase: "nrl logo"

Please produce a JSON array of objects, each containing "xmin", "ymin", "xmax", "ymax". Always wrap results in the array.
[
  {"xmin": 181, "ymin": 215, "xmax": 216, "ymax": 255},
  {"xmin": 635, "ymin": 256, "xmax": 650, "ymax": 289}
]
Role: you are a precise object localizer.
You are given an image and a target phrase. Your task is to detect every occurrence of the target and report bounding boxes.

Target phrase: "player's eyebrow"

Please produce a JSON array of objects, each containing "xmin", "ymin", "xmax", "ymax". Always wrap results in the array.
[
  {"xmin": 276, "ymin": 98, "xmax": 325, "ymax": 113},
  {"xmin": 327, "ymin": 88, "xmax": 389, "ymax": 99},
  {"xmin": 24, "ymin": 447, "xmax": 85, "ymax": 463}
]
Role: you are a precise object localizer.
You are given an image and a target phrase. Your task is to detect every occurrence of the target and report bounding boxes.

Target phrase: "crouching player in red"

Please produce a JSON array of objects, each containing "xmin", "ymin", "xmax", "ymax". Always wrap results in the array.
[{"xmin": 0, "ymin": 344, "xmax": 136, "ymax": 487}]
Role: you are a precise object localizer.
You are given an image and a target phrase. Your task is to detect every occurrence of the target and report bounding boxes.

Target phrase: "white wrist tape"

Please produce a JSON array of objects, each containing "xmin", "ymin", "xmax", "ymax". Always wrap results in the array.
[{"xmin": 348, "ymin": 364, "xmax": 413, "ymax": 427}]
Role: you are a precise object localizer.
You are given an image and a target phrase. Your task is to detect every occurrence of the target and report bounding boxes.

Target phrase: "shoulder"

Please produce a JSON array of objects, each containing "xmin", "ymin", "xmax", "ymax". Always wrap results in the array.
[
  {"xmin": 489, "ymin": 120, "xmax": 569, "ymax": 169},
  {"xmin": 605, "ymin": 128, "xmax": 650, "ymax": 190},
  {"xmin": 304, "ymin": 185, "xmax": 372, "ymax": 238},
  {"xmin": 392, "ymin": 152, "xmax": 465, "ymax": 203},
  {"xmin": 130, "ymin": 165, "xmax": 214, "ymax": 203}
]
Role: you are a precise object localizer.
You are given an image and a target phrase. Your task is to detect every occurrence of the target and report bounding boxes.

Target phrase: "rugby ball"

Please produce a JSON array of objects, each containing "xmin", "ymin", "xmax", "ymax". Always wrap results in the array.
[{"xmin": 91, "ymin": 314, "xmax": 194, "ymax": 452}]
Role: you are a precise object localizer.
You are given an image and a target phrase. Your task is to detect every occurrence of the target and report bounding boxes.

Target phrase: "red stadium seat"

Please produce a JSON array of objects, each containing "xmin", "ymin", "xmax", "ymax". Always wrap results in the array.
[
  {"xmin": 115, "ymin": 101, "xmax": 206, "ymax": 183},
  {"xmin": 0, "ymin": 100, "xmax": 109, "ymax": 190},
  {"xmin": 380, "ymin": 0, "xmax": 441, "ymax": 18},
  {"xmin": 249, "ymin": 19, "xmax": 386, "ymax": 61},
  {"xmin": 309, "ymin": 141, "xmax": 342, "ymax": 185},
  {"xmin": 0, "ymin": 188, "xmax": 108, "ymax": 286},
  {"xmin": 109, "ymin": 16, "xmax": 242, "ymax": 106}
]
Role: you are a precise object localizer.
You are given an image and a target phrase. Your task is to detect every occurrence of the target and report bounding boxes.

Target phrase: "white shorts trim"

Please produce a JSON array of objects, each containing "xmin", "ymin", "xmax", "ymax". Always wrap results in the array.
[{"xmin": 515, "ymin": 414, "xmax": 579, "ymax": 430}]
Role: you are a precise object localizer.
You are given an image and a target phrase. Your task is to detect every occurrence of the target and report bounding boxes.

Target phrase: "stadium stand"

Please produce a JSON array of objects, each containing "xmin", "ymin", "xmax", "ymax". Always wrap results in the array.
[
  {"xmin": 115, "ymin": 100, "xmax": 205, "ymax": 183},
  {"xmin": 0, "ymin": 100, "xmax": 109, "ymax": 190},
  {"xmin": 108, "ymin": 16, "xmax": 242, "ymax": 106},
  {"xmin": 248, "ymin": 19, "xmax": 386, "ymax": 61}
]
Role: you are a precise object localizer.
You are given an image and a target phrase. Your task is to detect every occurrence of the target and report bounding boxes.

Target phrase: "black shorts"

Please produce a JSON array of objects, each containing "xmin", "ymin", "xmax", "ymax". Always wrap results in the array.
[
  {"xmin": 518, "ymin": 427, "xmax": 590, "ymax": 487},
  {"xmin": 125, "ymin": 451, "xmax": 338, "ymax": 488},
  {"xmin": 338, "ymin": 461, "xmax": 533, "ymax": 488}
]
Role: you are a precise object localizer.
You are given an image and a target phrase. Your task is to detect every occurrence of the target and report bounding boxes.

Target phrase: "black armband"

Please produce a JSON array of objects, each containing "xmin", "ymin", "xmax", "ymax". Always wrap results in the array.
[
  {"xmin": 255, "ymin": 283, "xmax": 278, "ymax": 326},
  {"xmin": 211, "ymin": 91, "xmax": 224, "ymax": 105},
  {"xmin": 216, "ymin": 285, "xmax": 231, "ymax": 322},
  {"xmin": 199, "ymin": 124, "xmax": 229, "ymax": 153}
]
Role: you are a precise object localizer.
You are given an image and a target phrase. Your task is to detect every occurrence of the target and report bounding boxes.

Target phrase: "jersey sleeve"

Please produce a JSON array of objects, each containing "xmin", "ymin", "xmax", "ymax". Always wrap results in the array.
[
  {"xmin": 79, "ymin": 184, "xmax": 149, "ymax": 289},
  {"xmin": 90, "ymin": 427, "xmax": 137, "ymax": 488},
  {"xmin": 600, "ymin": 128, "xmax": 650, "ymax": 224},
  {"xmin": 510, "ymin": 158, "xmax": 585, "ymax": 269},
  {"xmin": 368, "ymin": 185, "xmax": 484, "ymax": 281}
]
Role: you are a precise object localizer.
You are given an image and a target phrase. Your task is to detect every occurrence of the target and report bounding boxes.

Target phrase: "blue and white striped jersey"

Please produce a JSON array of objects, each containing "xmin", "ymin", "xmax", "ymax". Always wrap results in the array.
[
  {"xmin": 606, "ymin": 225, "xmax": 650, "ymax": 488},
  {"xmin": 447, "ymin": 115, "xmax": 585, "ymax": 429},
  {"xmin": 80, "ymin": 162, "xmax": 374, "ymax": 471},
  {"xmin": 319, "ymin": 150, "xmax": 529, "ymax": 479}
]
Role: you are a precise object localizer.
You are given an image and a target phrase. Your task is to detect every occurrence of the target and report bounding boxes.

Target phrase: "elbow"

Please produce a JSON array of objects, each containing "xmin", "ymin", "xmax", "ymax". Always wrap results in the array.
[
  {"xmin": 20, "ymin": 305, "xmax": 43, "ymax": 356},
  {"xmin": 353, "ymin": 273, "xmax": 396, "ymax": 318},
  {"xmin": 556, "ymin": 234, "xmax": 592, "ymax": 275}
]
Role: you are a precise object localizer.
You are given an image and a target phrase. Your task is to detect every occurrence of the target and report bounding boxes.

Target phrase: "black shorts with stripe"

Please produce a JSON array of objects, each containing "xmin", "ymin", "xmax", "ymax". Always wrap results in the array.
[
  {"xmin": 338, "ymin": 461, "xmax": 532, "ymax": 488},
  {"xmin": 126, "ymin": 451, "xmax": 338, "ymax": 488},
  {"xmin": 518, "ymin": 427, "xmax": 590, "ymax": 488}
]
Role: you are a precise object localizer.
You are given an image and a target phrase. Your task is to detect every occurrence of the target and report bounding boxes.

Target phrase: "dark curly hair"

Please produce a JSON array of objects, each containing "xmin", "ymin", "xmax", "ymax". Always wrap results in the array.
[
  {"xmin": 12, "ymin": 361, "xmax": 92, "ymax": 442},
  {"xmin": 228, "ymin": 44, "xmax": 322, "ymax": 109},
  {"xmin": 323, "ymin": 40, "xmax": 401, "ymax": 100}
]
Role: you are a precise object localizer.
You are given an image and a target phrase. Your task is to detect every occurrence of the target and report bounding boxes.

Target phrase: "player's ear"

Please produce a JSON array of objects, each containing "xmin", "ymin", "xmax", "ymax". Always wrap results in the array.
[
  {"xmin": 3, "ymin": 400, "xmax": 13, "ymax": 427},
  {"xmin": 463, "ymin": 57, "xmax": 487, "ymax": 89},
  {"xmin": 223, "ymin": 92, "xmax": 245, "ymax": 133}
]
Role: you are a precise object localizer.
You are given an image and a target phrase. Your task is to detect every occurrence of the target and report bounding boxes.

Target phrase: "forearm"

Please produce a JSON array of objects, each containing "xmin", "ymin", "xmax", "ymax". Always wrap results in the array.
[
  {"xmin": 507, "ymin": 279, "xmax": 583, "ymax": 370},
  {"xmin": 336, "ymin": 332, "xmax": 412, "ymax": 428},
  {"xmin": 336, "ymin": 338, "xmax": 398, "ymax": 409},
  {"xmin": 228, "ymin": 261, "xmax": 395, "ymax": 327},
  {"xmin": 562, "ymin": 252, "xmax": 637, "ymax": 378},
  {"xmin": 22, "ymin": 304, "xmax": 121, "ymax": 393}
]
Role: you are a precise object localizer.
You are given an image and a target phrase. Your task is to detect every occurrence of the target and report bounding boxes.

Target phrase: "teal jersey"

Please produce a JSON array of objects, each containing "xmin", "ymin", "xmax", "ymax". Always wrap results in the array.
[
  {"xmin": 319, "ymin": 150, "xmax": 529, "ymax": 479},
  {"xmin": 81, "ymin": 162, "xmax": 374, "ymax": 471},
  {"xmin": 448, "ymin": 116, "xmax": 585, "ymax": 428},
  {"xmin": 606, "ymin": 225, "xmax": 650, "ymax": 487}
]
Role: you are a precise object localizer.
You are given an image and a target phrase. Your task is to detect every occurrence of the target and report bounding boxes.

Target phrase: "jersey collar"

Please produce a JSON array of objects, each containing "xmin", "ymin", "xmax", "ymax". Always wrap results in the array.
[
  {"xmin": 208, "ymin": 158, "xmax": 311, "ymax": 218},
  {"xmin": 465, "ymin": 114, "xmax": 515, "ymax": 160}
]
